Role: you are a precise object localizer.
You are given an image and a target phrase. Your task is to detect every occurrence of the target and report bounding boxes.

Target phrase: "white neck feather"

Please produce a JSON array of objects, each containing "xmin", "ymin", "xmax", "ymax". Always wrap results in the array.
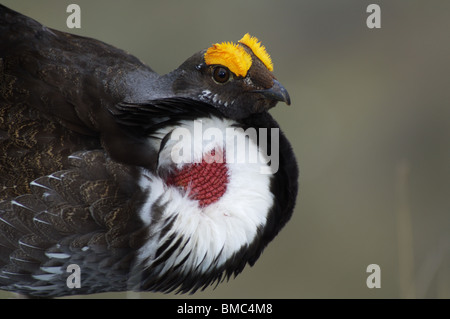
[{"xmin": 137, "ymin": 116, "xmax": 274, "ymax": 277}]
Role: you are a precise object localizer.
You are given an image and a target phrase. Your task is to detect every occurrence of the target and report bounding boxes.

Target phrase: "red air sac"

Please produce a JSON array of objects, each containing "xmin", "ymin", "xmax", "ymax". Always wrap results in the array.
[{"xmin": 166, "ymin": 149, "xmax": 229, "ymax": 207}]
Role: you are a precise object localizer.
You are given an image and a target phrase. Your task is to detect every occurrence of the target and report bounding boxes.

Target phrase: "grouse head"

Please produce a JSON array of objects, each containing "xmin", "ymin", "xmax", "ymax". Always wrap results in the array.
[{"xmin": 168, "ymin": 33, "xmax": 291, "ymax": 120}]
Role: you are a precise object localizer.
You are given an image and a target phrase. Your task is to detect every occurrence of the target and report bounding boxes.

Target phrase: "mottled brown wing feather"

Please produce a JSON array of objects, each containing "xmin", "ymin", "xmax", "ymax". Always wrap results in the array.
[
  {"xmin": 0, "ymin": 150, "xmax": 146, "ymax": 297},
  {"xmin": 0, "ymin": 5, "xmax": 159, "ymax": 199}
]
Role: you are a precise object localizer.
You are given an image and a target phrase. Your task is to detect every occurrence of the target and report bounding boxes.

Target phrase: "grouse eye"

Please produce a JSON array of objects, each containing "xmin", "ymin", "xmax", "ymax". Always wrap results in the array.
[{"xmin": 212, "ymin": 66, "xmax": 231, "ymax": 84}]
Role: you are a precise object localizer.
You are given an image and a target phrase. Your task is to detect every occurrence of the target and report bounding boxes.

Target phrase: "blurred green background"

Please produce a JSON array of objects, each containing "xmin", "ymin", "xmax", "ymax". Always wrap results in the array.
[{"xmin": 1, "ymin": 0, "xmax": 449, "ymax": 299}]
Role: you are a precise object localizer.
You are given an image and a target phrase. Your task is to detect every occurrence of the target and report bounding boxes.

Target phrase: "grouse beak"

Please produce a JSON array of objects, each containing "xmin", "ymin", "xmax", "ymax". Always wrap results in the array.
[{"xmin": 255, "ymin": 80, "xmax": 291, "ymax": 105}]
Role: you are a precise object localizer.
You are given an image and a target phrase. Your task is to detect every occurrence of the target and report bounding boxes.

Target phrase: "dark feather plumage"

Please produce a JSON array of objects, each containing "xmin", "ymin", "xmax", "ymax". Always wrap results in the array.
[{"xmin": 0, "ymin": 4, "xmax": 298, "ymax": 297}]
